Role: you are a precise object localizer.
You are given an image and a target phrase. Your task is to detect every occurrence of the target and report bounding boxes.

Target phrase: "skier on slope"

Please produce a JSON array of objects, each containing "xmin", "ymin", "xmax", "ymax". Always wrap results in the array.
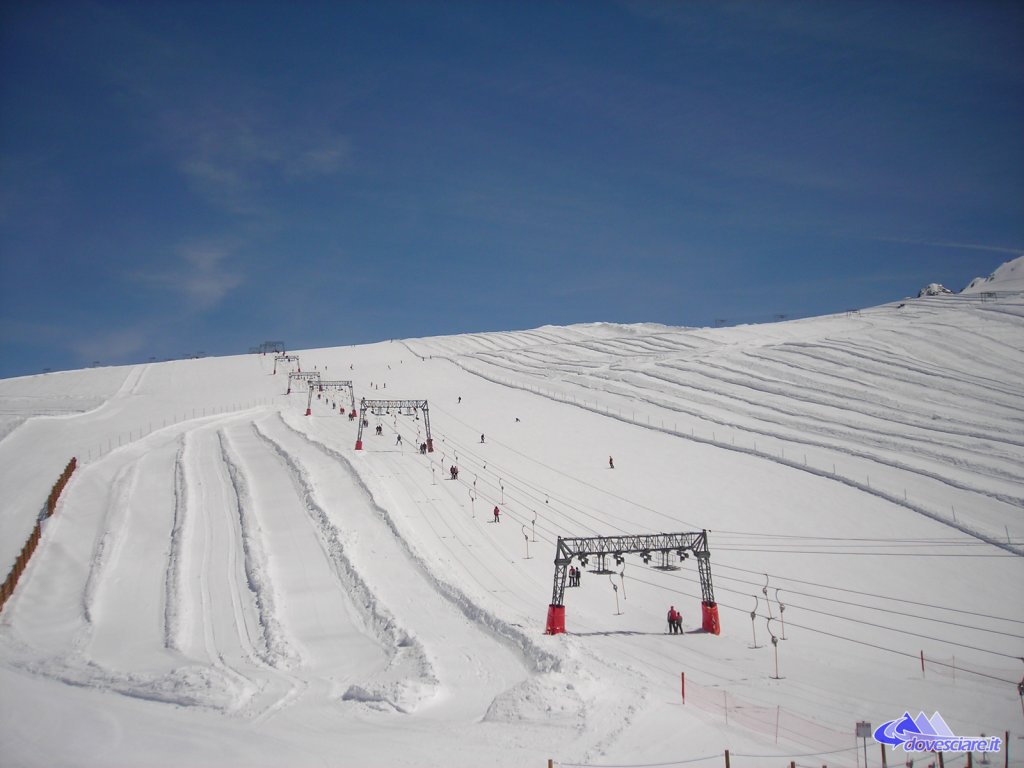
[{"xmin": 493, "ymin": 505, "xmax": 500, "ymax": 523}]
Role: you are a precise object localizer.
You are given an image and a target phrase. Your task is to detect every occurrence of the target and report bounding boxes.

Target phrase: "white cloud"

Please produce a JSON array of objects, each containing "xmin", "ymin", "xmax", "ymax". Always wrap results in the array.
[
  {"xmin": 871, "ymin": 237, "xmax": 1024, "ymax": 255},
  {"xmin": 178, "ymin": 242, "xmax": 244, "ymax": 308},
  {"xmin": 166, "ymin": 107, "xmax": 350, "ymax": 212},
  {"xmin": 131, "ymin": 240, "xmax": 243, "ymax": 311}
]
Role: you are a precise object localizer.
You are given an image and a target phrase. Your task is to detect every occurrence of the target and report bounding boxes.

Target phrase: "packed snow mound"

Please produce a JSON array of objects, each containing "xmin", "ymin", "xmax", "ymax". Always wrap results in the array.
[
  {"xmin": 963, "ymin": 254, "xmax": 1024, "ymax": 292},
  {"xmin": 917, "ymin": 282, "xmax": 953, "ymax": 297}
]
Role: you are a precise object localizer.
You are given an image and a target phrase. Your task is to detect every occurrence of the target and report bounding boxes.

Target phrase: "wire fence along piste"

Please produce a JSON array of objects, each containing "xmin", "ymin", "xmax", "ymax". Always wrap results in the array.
[
  {"xmin": 683, "ymin": 674, "xmax": 857, "ymax": 767},
  {"xmin": 1, "ymin": 457, "xmax": 76, "ymax": 612},
  {"xmin": 82, "ymin": 399, "xmax": 278, "ymax": 463}
]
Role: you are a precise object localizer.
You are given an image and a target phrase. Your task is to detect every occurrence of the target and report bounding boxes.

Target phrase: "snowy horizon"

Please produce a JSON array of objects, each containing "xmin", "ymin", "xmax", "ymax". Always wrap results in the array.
[{"xmin": 1, "ymin": 258, "xmax": 1022, "ymax": 767}]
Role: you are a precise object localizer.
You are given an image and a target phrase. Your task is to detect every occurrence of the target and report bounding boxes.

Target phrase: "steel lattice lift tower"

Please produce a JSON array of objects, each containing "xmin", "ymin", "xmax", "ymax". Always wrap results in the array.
[
  {"xmin": 305, "ymin": 380, "xmax": 357, "ymax": 417},
  {"xmin": 286, "ymin": 370, "xmax": 320, "ymax": 395},
  {"xmin": 544, "ymin": 530, "xmax": 719, "ymax": 636},
  {"xmin": 257, "ymin": 341, "xmax": 285, "ymax": 355},
  {"xmin": 355, "ymin": 398, "xmax": 433, "ymax": 452},
  {"xmin": 273, "ymin": 354, "xmax": 300, "ymax": 375}
]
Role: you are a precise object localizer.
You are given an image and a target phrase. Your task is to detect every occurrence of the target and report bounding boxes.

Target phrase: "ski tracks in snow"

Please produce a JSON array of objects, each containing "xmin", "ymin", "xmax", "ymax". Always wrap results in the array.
[
  {"xmin": 257, "ymin": 413, "xmax": 551, "ymax": 720},
  {"xmin": 219, "ymin": 421, "xmax": 392, "ymax": 709},
  {"xmin": 274, "ymin": 413, "xmax": 654, "ymax": 754}
]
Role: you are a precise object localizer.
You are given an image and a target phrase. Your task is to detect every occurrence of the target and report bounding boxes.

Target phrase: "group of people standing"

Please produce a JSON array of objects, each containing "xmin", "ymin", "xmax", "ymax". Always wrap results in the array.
[
  {"xmin": 667, "ymin": 605, "xmax": 684, "ymax": 634},
  {"xmin": 567, "ymin": 566, "xmax": 582, "ymax": 587}
]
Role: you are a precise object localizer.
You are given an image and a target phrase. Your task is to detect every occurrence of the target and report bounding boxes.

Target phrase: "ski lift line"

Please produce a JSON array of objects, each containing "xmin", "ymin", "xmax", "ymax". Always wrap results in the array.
[
  {"xmin": 397, "ymin": 434, "xmax": 568, "ymax": 542},
  {"xmin": 430, "ymin": 401, "xmax": 1011, "ymax": 553},
  {"xmin": 430, "ymin": 424, "xmax": 660, "ymax": 540},
  {"xmin": 417, "ymin": 450, "xmax": 563, "ymax": 542},
  {"xmin": 715, "ymin": 531, "xmax": 1000, "ymax": 543},
  {"xmin": 436, "ymin": 354, "xmax": 1024, "ymax": 536},
  {"xmin": 420, "ymin": 425, "xmax": 641, "ymax": 538},
  {"xmin": 405, "ymin": 440, "xmax": 570, "ymax": 540},
  {"xmin": 437, "ymin": 434, "xmax": 1002, "ymax": 562},
  {"xmin": 297, "ymin": 419, "xmax": 539, "ymax": 600},
  {"xmin": 630, "ymin": 573, "xmax": 1024, "ymax": 667},
  {"xmin": 388, "ymin": 416, "xmax": 1019, "ymax": 639},
  {"xmin": 422, "ymin": 443, "xmax": 581, "ymax": 531},
  {"xmin": 382, "ymin": 457, "xmax": 540, "ymax": 599},
  {"xmin": 439, "ymin": 401, "xmax": 1022, "ymax": 556},
  {"xmin": 626, "ymin": 574, "xmax": 1021, "ymax": 684},
  {"xmin": 429, "ymin": 423, "xmax": 1017, "ymax": 635},
  {"xmin": 715, "ymin": 561, "xmax": 1024, "ymax": 624},
  {"xmin": 420, "ymin": 423, "xmax": 616, "ymax": 520},
  {"xmin": 474, "ymin": 474, "xmax": 620, "ymax": 538},
  {"xmin": 387, "ymin": 483, "xmax": 557, "ymax": 610},
  {"xmin": 429, "ymin": 402, "xmax": 704, "ymax": 530},
  {"xmin": 701, "ymin": 570, "xmax": 1024, "ymax": 638},
  {"xmin": 403, "ymin": 421, "xmax": 616, "ymax": 540},
  {"xmin": 712, "ymin": 547, "xmax": 1017, "ymax": 557},
  {"xmin": 648, "ymin": 567, "xmax": 1024, "ymax": 652},
  {"xmin": 715, "ymin": 536, "xmax": 1009, "ymax": 547}
]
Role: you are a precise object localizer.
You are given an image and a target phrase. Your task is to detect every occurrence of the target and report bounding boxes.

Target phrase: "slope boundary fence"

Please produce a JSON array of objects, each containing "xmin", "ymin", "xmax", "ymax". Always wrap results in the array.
[
  {"xmin": 82, "ymin": 398, "xmax": 277, "ymax": 464},
  {"xmin": 0, "ymin": 457, "xmax": 76, "ymax": 612},
  {"xmin": 684, "ymin": 675, "xmax": 857, "ymax": 767}
]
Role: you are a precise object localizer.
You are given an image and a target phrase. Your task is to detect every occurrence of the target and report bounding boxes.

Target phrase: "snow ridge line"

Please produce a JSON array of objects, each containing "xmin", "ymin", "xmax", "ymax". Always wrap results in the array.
[
  {"xmin": 250, "ymin": 421, "xmax": 441, "ymax": 691},
  {"xmin": 277, "ymin": 415, "xmax": 562, "ymax": 674},
  {"xmin": 440, "ymin": 357, "xmax": 1024, "ymax": 555},
  {"xmin": 659, "ymin": 354, "xmax": 1024, "ymax": 450},
  {"xmin": 217, "ymin": 429, "xmax": 299, "ymax": 670},
  {"xmin": 623, "ymin": 366, "xmax": 1024, "ymax": 499},
  {"xmin": 163, "ymin": 434, "xmax": 188, "ymax": 652},
  {"xmin": 694, "ymin": 351, "xmax": 1024, "ymax": 447}
]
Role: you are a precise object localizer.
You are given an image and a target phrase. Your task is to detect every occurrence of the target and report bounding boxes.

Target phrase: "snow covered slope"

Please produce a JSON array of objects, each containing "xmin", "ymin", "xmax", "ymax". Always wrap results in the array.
[{"xmin": 1, "ymin": 262, "xmax": 1022, "ymax": 768}]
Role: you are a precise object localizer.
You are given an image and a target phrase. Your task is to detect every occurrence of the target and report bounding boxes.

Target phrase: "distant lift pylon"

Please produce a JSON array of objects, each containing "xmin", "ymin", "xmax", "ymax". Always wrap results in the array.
[
  {"xmin": 273, "ymin": 354, "xmax": 300, "ymax": 375},
  {"xmin": 305, "ymin": 380, "xmax": 356, "ymax": 417},
  {"xmin": 286, "ymin": 370, "xmax": 320, "ymax": 395}
]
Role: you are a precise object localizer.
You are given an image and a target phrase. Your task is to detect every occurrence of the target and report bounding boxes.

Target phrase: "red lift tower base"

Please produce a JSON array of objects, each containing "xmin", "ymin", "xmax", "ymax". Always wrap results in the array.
[
  {"xmin": 545, "ymin": 604, "xmax": 565, "ymax": 635},
  {"xmin": 701, "ymin": 600, "xmax": 720, "ymax": 634}
]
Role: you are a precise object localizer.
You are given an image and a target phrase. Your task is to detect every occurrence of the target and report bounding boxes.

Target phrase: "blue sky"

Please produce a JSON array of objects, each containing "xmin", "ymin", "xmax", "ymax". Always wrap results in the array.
[{"xmin": 1, "ymin": 1, "xmax": 1022, "ymax": 378}]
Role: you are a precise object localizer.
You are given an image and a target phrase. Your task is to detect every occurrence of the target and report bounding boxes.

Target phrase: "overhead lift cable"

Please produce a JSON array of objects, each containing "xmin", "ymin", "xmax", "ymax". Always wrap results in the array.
[{"xmin": 626, "ymin": 573, "xmax": 1019, "ymax": 688}]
